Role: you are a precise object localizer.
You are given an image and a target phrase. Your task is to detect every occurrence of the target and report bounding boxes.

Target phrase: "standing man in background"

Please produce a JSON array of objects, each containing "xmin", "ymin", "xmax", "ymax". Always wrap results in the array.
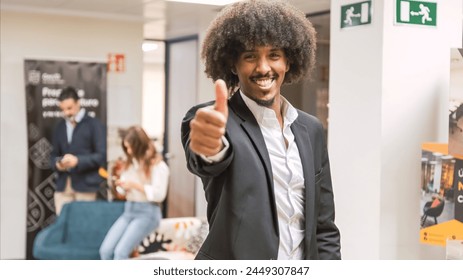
[
  {"xmin": 50, "ymin": 86, "xmax": 106, "ymax": 215},
  {"xmin": 182, "ymin": 0, "xmax": 340, "ymax": 259}
]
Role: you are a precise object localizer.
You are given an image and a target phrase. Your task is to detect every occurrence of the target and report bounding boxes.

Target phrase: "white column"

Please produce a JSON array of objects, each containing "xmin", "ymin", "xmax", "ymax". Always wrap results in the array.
[{"xmin": 329, "ymin": 0, "xmax": 462, "ymax": 259}]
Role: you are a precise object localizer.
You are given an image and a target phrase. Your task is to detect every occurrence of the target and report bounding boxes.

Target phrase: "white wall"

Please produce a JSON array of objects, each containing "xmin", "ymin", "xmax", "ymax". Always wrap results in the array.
[
  {"xmin": 0, "ymin": 10, "xmax": 143, "ymax": 259},
  {"xmin": 329, "ymin": 0, "xmax": 462, "ymax": 259},
  {"xmin": 329, "ymin": 1, "xmax": 384, "ymax": 259}
]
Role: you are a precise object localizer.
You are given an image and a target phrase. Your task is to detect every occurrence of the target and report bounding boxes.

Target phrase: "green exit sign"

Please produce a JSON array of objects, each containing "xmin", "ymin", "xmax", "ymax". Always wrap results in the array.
[
  {"xmin": 341, "ymin": 1, "xmax": 372, "ymax": 29},
  {"xmin": 396, "ymin": 0, "xmax": 437, "ymax": 26}
]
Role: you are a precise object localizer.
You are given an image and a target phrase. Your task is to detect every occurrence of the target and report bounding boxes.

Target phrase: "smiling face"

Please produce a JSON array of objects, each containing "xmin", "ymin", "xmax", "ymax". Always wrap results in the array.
[{"xmin": 234, "ymin": 45, "xmax": 289, "ymax": 108}]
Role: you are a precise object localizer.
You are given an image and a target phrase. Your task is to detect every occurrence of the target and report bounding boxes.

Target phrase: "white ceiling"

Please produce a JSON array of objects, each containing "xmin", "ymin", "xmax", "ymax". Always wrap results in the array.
[{"xmin": 0, "ymin": 0, "xmax": 331, "ymax": 39}]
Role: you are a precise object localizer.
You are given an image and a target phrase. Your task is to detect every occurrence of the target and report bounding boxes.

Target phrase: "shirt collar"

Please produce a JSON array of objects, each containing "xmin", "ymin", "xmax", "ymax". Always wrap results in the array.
[
  {"xmin": 75, "ymin": 108, "xmax": 85, "ymax": 123},
  {"xmin": 239, "ymin": 90, "xmax": 298, "ymax": 127}
]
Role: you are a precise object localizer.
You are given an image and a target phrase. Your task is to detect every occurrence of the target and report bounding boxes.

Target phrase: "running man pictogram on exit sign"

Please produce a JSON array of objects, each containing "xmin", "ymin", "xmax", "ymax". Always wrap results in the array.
[
  {"xmin": 396, "ymin": 0, "xmax": 437, "ymax": 26},
  {"xmin": 340, "ymin": 1, "xmax": 372, "ymax": 29}
]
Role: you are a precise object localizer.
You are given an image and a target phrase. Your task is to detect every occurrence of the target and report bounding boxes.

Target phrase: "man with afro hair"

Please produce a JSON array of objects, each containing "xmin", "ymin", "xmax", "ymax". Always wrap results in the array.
[{"xmin": 181, "ymin": 0, "xmax": 341, "ymax": 260}]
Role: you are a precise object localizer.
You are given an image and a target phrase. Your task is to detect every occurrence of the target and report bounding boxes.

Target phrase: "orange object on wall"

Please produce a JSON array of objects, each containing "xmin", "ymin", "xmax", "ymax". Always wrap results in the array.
[{"xmin": 107, "ymin": 53, "xmax": 125, "ymax": 73}]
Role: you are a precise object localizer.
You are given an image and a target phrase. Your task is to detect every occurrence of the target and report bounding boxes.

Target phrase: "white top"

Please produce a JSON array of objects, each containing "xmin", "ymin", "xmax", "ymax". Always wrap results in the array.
[
  {"xmin": 120, "ymin": 160, "xmax": 170, "ymax": 203},
  {"xmin": 240, "ymin": 91, "xmax": 306, "ymax": 260}
]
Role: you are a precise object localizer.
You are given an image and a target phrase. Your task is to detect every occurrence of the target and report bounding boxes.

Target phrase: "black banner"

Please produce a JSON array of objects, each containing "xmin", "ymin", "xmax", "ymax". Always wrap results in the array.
[{"xmin": 24, "ymin": 59, "xmax": 107, "ymax": 259}]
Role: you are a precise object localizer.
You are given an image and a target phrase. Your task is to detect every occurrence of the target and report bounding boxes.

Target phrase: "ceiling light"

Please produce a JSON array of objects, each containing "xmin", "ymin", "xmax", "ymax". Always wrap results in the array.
[
  {"xmin": 166, "ymin": 0, "xmax": 242, "ymax": 6},
  {"xmin": 142, "ymin": 42, "xmax": 159, "ymax": 52}
]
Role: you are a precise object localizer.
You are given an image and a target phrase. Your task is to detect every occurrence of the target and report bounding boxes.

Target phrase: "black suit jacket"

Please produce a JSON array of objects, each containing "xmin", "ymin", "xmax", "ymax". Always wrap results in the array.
[
  {"xmin": 181, "ymin": 92, "xmax": 341, "ymax": 260},
  {"xmin": 50, "ymin": 113, "xmax": 106, "ymax": 193}
]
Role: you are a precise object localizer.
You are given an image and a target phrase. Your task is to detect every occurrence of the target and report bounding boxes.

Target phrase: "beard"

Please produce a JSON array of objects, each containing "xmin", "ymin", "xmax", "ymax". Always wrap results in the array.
[
  {"xmin": 250, "ymin": 96, "xmax": 275, "ymax": 108},
  {"xmin": 65, "ymin": 115, "xmax": 76, "ymax": 123}
]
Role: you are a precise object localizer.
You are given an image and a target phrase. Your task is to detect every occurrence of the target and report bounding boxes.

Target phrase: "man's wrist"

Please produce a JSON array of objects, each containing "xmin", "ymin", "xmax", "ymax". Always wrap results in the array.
[{"xmin": 199, "ymin": 136, "xmax": 229, "ymax": 163}]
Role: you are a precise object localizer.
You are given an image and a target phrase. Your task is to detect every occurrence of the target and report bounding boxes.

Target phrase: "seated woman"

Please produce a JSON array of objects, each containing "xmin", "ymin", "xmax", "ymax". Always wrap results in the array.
[{"xmin": 100, "ymin": 126, "xmax": 169, "ymax": 259}]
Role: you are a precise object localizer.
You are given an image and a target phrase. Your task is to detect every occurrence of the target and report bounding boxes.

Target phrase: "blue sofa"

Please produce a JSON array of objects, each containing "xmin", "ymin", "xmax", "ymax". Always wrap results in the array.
[{"xmin": 33, "ymin": 201, "xmax": 124, "ymax": 260}]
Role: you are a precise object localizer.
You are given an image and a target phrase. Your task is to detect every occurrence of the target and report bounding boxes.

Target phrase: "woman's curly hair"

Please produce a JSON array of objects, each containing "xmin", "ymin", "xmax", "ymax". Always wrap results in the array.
[{"xmin": 201, "ymin": 0, "xmax": 317, "ymax": 92}]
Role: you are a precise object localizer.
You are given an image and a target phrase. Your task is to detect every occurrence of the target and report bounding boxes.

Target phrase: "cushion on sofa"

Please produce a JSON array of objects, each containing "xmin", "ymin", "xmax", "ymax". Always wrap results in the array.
[{"xmin": 136, "ymin": 217, "xmax": 208, "ymax": 260}]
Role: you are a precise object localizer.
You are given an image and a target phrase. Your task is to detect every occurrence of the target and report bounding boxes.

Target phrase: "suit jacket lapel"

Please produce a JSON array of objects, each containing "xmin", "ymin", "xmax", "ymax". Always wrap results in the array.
[
  {"xmin": 291, "ymin": 118, "xmax": 316, "ymax": 249},
  {"xmin": 229, "ymin": 92, "xmax": 279, "ymax": 231}
]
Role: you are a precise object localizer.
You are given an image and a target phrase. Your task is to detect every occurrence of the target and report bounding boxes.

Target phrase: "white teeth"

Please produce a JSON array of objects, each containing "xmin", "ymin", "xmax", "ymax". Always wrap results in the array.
[{"xmin": 255, "ymin": 78, "xmax": 273, "ymax": 88}]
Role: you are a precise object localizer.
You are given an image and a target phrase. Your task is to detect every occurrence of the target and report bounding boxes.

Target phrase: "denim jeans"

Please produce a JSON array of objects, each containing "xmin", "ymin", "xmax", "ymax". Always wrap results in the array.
[{"xmin": 99, "ymin": 201, "xmax": 161, "ymax": 259}]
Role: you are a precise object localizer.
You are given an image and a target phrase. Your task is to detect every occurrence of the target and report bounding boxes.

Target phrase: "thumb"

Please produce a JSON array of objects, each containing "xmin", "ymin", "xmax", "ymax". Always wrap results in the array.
[{"xmin": 214, "ymin": 79, "xmax": 229, "ymax": 118}]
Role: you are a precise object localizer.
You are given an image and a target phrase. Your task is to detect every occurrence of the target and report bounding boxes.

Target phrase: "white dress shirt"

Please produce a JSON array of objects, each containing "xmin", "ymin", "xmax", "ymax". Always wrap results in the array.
[
  {"xmin": 240, "ymin": 92, "xmax": 306, "ymax": 260},
  {"xmin": 65, "ymin": 108, "xmax": 85, "ymax": 143}
]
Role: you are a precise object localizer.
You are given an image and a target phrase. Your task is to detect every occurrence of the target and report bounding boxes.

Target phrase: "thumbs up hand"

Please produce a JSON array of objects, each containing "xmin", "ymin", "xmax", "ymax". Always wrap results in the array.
[
  {"xmin": 213, "ymin": 79, "xmax": 229, "ymax": 119},
  {"xmin": 189, "ymin": 79, "xmax": 229, "ymax": 157}
]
